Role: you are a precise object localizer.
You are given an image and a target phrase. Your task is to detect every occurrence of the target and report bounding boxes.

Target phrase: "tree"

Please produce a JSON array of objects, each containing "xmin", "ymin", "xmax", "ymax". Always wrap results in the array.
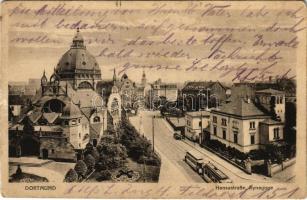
[
  {"xmin": 84, "ymin": 154, "xmax": 96, "ymax": 171},
  {"xmin": 74, "ymin": 160, "xmax": 88, "ymax": 178},
  {"xmin": 98, "ymin": 142, "xmax": 127, "ymax": 169},
  {"xmin": 85, "ymin": 142, "xmax": 94, "ymax": 152},
  {"xmin": 91, "ymin": 147, "xmax": 100, "ymax": 161},
  {"xmin": 64, "ymin": 168, "xmax": 78, "ymax": 182},
  {"xmin": 96, "ymin": 170, "xmax": 111, "ymax": 182}
]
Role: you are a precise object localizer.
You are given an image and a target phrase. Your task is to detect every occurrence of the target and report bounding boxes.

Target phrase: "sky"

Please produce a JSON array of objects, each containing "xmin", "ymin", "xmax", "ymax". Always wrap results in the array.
[{"xmin": 4, "ymin": 1, "xmax": 302, "ymax": 84}]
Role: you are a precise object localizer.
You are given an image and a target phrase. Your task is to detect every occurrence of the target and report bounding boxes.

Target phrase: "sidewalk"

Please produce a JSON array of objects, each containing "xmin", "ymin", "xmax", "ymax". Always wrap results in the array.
[{"xmin": 9, "ymin": 157, "xmax": 53, "ymax": 167}]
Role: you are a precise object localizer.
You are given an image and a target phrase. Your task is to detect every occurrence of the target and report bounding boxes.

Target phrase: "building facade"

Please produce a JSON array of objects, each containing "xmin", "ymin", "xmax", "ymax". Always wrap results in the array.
[
  {"xmin": 9, "ymin": 29, "xmax": 107, "ymax": 161},
  {"xmin": 185, "ymin": 111, "xmax": 210, "ymax": 142},
  {"xmin": 182, "ymin": 81, "xmax": 228, "ymax": 111},
  {"xmin": 210, "ymin": 94, "xmax": 285, "ymax": 153}
]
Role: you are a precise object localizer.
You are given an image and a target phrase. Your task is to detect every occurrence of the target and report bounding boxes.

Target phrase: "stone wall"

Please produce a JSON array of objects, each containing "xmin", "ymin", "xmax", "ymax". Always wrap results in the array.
[{"xmin": 40, "ymin": 138, "xmax": 76, "ymax": 161}]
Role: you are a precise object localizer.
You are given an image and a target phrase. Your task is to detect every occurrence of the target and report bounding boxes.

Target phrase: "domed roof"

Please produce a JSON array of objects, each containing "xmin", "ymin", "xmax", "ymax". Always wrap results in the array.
[
  {"xmin": 56, "ymin": 48, "xmax": 99, "ymax": 71},
  {"xmin": 55, "ymin": 29, "xmax": 100, "ymax": 75},
  {"xmin": 62, "ymin": 102, "xmax": 82, "ymax": 118}
]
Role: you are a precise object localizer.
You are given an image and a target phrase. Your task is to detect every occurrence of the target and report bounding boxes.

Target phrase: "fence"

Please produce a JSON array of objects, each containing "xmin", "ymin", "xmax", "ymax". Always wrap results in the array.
[{"xmin": 267, "ymin": 158, "xmax": 296, "ymax": 177}]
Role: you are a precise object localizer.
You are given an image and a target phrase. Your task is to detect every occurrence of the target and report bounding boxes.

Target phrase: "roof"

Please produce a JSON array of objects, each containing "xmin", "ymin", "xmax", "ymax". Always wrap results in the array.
[
  {"xmin": 256, "ymin": 88, "xmax": 284, "ymax": 95},
  {"xmin": 90, "ymin": 123, "xmax": 103, "ymax": 139},
  {"xmin": 56, "ymin": 30, "xmax": 101, "ymax": 75},
  {"xmin": 68, "ymin": 87, "xmax": 104, "ymax": 108},
  {"xmin": 212, "ymin": 98, "xmax": 268, "ymax": 118},
  {"xmin": 168, "ymin": 117, "xmax": 185, "ymax": 127},
  {"xmin": 182, "ymin": 81, "xmax": 226, "ymax": 91},
  {"xmin": 260, "ymin": 118, "xmax": 284, "ymax": 125},
  {"xmin": 187, "ymin": 150, "xmax": 203, "ymax": 160},
  {"xmin": 42, "ymin": 112, "xmax": 60, "ymax": 124},
  {"xmin": 62, "ymin": 102, "xmax": 82, "ymax": 118},
  {"xmin": 186, "ymin": 111, "xmax": 210, "ymax": 117},
  {"xmin": 28, "ymin": 111, "xmax": 42, "ymax": 123},
  {"xmin": 56, "ymin": 48, "xmax": 100, "ymax": 71}
]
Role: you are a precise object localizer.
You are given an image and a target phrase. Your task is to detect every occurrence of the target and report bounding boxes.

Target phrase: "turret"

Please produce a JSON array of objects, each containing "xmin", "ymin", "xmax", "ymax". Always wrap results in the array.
[{"xmin": 41, "ymin": 70, "xmax": 48, "ymax": 94}]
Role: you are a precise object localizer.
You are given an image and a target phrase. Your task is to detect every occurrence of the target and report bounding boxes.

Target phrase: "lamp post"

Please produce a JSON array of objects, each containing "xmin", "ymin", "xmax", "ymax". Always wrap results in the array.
[
  {"xmin": 206, "ymin": 88, "xmax": 211, "ymax": 111},
  {"xmin": 152, "ymin": 115, "xmax": 155, "ymax": 153}
]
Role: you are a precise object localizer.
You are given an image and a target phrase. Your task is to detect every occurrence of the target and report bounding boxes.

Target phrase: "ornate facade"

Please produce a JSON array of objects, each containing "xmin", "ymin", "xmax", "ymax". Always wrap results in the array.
[{"xmin": 9, "ymin": 29, "xmax": 107, "ymax": 161}]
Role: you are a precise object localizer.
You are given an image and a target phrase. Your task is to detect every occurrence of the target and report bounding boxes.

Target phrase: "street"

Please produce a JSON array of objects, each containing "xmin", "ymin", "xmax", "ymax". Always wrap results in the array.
[
  {"xmin": 130, "ymin": 111, "xmax": 204, "ymax": 183},
  {"xmin": 129, "ymin": 111, "xmax": 277, "ymax": 183}
]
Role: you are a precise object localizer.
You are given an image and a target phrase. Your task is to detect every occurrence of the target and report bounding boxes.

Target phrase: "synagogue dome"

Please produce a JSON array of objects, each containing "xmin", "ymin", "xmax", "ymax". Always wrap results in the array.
[{"xmin": 55, "ymin": 28, "xmax": 101, "ymax": 79}]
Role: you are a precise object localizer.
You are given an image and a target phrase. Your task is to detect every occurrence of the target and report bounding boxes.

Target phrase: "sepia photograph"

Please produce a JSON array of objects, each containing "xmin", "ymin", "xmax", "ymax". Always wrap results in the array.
[{"xmin": 1, "ymin": 0, "xmax": 306, "ymax": 198}]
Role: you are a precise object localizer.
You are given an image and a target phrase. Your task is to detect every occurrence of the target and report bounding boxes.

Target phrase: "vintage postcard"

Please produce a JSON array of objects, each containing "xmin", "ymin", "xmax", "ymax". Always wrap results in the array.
[{"xmin": 0, "ymin": 0, "xmax": 306, "ymax": 198}]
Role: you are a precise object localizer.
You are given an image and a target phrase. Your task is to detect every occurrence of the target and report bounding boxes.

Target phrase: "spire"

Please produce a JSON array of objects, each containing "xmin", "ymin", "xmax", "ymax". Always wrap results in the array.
[
  {"xmin": 113, "ymin": 68, "xmax": 117, "ymax": 83},
  {"xmin": 41, "ymin": 69, "xmax": 47, "ymax": 85}
]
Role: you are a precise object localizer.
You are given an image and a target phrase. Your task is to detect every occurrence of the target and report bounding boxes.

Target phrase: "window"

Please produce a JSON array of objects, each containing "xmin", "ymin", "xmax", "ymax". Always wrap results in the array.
[
  {"xmin": 11, "ymin": 106, "xmax": 14, "ymax": 111},
  {"xmin": 213, "ymin": 126, "xmax": 217, "ymax": 135},
  {"xmin": 251, "ymin": 135, "xmax": 255, "ymax": 144},
  {"xmin": 280, "ymin": 97, "xmax": 283, "ymax": 104},
  {"xmin": 222, "ymin": 129, "xmax": 226, "ymax": 139},
  {"xmin": 221, "ymin": 118, "xmax": 227, "ymax": 126},
  {"xmin": 93, "ymin": 116, "xmax": 100, "ymax": 122},
  {"xmin": 274, "ymin": 128, "xmax": 280, "ymax": 139},
  {"xmin": 78, "ymin": 119, "xmax": 81, "ymax": 123},
  {"xmin": 250, "ymin": 121, "xmax": 255, "ymax": 129},
  {"xmin": 233, "ymin": 131, "xmax": 238, "ymax": 144},
  {"xmin": 233, "ymin": 120, "xmax": 238, "ymax": 128},
  {"xmin": 187, "ymin": 120, "xmax": 191, "ymax": 126},
  {"xmin": 79, "ymin": 133, "xmax": 81, "ymax": 138},
  {"xmin": 213, "ymin": 116, "xmax": 217, "ymax": 123},
  {"xmin": 64, "ymin": 120, "xmax": 69, "ymax": 125},
  {"xmin": 51, "ymin": 149, "xmax": 55, "ymax": 154},
  {"xmin": 71, "ymin": 119, "xmax": 77, "ymax": 125},
  {"xmin": 199, "ymin": 121, "xmax": 202, "ymax": 127}
]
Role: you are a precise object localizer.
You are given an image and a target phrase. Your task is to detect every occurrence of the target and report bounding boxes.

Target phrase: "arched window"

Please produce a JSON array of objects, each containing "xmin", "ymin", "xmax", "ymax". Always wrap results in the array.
[
  {"xmin": 43, "ymin": 99, "xmax": 65, "ymax": 113},
  {"xmin": 78, "ymin": 81, "xmax": 92, "ymax": 89},
  {"xmin": 93, "ymin": 116, "xmax": 100, "ymax": 122}
]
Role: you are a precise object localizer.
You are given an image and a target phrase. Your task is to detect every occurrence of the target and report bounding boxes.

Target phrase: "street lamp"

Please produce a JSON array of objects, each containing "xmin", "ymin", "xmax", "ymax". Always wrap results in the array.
[
  {"xmin": 206, "ymin": 88, "xmax": 211, "ymax": 111},
  {"xmin": 152, "ymin": 115, "xmax": 155, "ymax": 153}
]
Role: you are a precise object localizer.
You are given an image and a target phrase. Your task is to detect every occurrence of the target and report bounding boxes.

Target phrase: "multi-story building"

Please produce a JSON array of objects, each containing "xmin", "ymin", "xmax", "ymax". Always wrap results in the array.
[
  {"xmin": 210, "ymin": 93, "xmax": 285, "ymax": 153},
  {"xmin": 182, "ymin": 81, "xmax": 229, "ymax": 111},
  {"xmin": 152, "ymin": 79, "xmax": 178, "ymax": 101},
  {"xmin": 8, "ymin": 82, "xmax": 27, "ymax": 95},
  {"xmin": 185, "ymin": 111, "xmax": 210, "ymax": 142},
  {"xmin": 9, "ymin": 29, "xmax": 107, "ymax": 161},
  {"xmin": 255, "ymin": 89, "xmax": 285, "ymax": 122},
  {"xmin": 117, "ymin": 73, "xmax": 137, "ymax": 109}
]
